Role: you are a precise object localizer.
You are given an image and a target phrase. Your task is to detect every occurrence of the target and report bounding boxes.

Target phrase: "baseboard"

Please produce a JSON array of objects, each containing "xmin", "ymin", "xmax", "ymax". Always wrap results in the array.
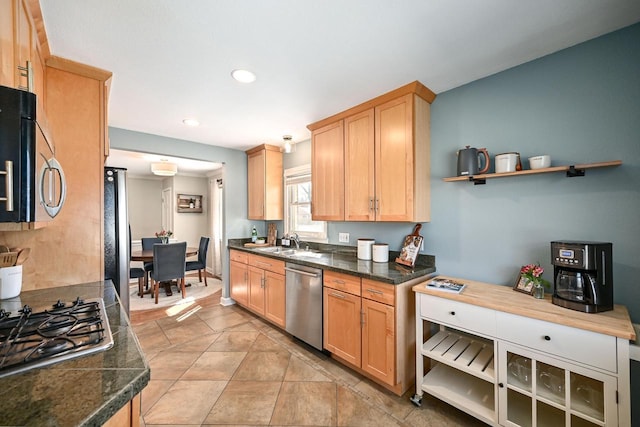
[{"xmin": 219, "ymin": 296, "xmax": 235, "ymax": 306}]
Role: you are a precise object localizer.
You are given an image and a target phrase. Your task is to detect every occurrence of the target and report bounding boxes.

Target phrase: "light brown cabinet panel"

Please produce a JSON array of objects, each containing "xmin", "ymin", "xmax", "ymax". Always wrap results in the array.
[
  {"xmin": 0, "ymin": 0, "xmax": 15, "ymax": 87},
  {"xmin": 375, "ymin": 93, "xmax": 430, "ymax": 222},
  {"xmin": 323, "ymin": 286, "xmax": 361, "ymax": 367},
  {"xmin": 103, "ymin": 394, "xmax": 141, "ymax": 427},
  {"xmin": 248, "ymin": 265, "xmax": 266, "ymax": 315},
  {"xmin": 362, "ymin": 298, "xmax": 395, "ymax": 385},
  {"xmin": 230, "ymin": 260, "xmax": 248, "ymax": 306},
  {"xmin": 246, "ymin": 144, "xmax": 283, "ymax": 220},
  {"xmin": 311, "ymin": 120, "xmax": 344, "ymax": 221},
  {"xmin": 264, "ymin": 270, "xmax": 286, "ymax": 328},
  {"xmin": 344, "ymin": 108, "xmax": 375, "ymax": 221}
]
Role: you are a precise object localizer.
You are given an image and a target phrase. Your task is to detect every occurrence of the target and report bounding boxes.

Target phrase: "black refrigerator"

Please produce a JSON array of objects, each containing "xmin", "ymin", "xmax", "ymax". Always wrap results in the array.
[{"xmin": 104, "ymin": 167, "xmax": 130, "ymax": 315}]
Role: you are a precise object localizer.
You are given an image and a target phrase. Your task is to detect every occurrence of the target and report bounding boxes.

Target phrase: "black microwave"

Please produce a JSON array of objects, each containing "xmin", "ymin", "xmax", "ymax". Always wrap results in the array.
[{"xmin": 0, "ymin": 85, "xmax": 66, "ymax": 226}]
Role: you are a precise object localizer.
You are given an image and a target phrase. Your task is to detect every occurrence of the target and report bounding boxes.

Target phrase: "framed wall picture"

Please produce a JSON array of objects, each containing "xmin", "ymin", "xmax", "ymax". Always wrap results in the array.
[{"xmin": 513, "ymin": 274, "xmax": 534, "ymax": 295}]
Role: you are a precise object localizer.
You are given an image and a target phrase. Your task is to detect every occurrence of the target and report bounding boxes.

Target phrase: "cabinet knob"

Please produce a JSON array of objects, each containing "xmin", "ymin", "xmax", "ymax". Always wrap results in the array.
[
  {"xmin": 498, "ymin": 383, "xmax": 504, "ymax": 388},
  {"xmin": 449, "ymin": 311, "xmax": 455, "ymax": 316},
  {"xmin": 543, "ymin": 335, "xmax": 551, "ymax": 341}
]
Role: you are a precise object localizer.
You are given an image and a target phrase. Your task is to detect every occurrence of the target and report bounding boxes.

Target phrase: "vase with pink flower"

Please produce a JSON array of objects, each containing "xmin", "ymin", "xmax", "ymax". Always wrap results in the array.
[
  {"xmin": 155, "ymin": 229, "xmax": 173, "ymax": 244},
  {"xmin": 520, "ymin": 263, "xmax": 550, "ymax": 299}
]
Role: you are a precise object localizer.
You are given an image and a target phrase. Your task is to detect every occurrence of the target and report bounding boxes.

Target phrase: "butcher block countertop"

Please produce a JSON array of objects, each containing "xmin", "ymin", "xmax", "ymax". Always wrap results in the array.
[{"xmin": 413, "ymin": 275, "xmax": 636, "ymax": 340}]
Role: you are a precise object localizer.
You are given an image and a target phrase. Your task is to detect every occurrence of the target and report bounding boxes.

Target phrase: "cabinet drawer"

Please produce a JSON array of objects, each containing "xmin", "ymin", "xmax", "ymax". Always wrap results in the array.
[
  {"xmin": 324, "ymin": 271, "xmax": 361, "ymax": 296},
  {"xmin": 419, "ymin": 294, "xmax": 496, "ymax": 337},
  {"xmin": 496, "ymin": 312, "xmax": 617, "ymax": 372},
  {"xmin": 362, "ymin": 279, "xmax": 394, "ymax": 306},
  {"xmin": 248, "ymin": 254, "xmax": 285, "ymax": 274},
  {"xmin": 230, "ymin": 250, "xmax": 248, "ymax": 264}
]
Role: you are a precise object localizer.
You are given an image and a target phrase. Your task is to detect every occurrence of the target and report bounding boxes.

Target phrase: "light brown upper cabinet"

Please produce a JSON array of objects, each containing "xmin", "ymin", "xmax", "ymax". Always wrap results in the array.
[
  {"xmin": 246, "ymin": 144, "xmax": 283, "ymax": 220},
  {"xmin": 308, "ymin": 81, "xmax": 435, "ymax": 222},
  {"xmin": 311, "ymin": 121, "xmax": 345, "ymax": 221}
]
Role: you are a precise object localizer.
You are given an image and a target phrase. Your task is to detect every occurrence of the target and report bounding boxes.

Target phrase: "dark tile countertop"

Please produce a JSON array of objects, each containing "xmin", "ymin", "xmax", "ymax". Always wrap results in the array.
[
  {"xmin": 229, "ymin": 239, "xmax": 436, "ymax": 284},
  {"xmin": 0, "ymin": 281, "xmax": 150, "ymax": 427}
]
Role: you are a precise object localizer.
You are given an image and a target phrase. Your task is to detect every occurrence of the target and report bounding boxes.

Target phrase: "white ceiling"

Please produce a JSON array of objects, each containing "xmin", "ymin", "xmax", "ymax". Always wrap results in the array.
[
  {"xmin": 105, "ymin": 149, "xmax": 222, "ymax": 178},
  {"xmin": 40, "ymin": 0, "xmax": 640, "ymax": 154}
]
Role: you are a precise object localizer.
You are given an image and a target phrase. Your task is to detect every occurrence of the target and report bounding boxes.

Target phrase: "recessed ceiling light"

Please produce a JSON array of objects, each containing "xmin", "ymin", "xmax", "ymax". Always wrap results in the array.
[
  {"xmin": 231, "ymin": 69, "xmax": 256, "ymax": 83},
  {"xmin": 182, "ymin": 118, "xmax": 200, "ymax": 126}
]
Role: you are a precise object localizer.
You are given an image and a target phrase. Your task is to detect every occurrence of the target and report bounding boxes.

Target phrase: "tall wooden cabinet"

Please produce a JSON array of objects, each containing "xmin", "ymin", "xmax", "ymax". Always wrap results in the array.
[
  {"xmin": 246, "ymin": 144, "xmax": 283, "ymax": 220},
  {"xmin": 0, "ymin": 0, "xmax": 112, "ymax": 291},
  {"xmin": 308, "ymin": 81, "xmax": 435, "ymax": 222}
]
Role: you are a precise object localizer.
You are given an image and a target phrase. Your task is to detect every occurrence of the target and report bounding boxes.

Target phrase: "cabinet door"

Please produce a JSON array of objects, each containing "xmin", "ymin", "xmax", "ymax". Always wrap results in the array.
[
  {"xmin": 264, "ymin": 271, "xmax": 286, "ymax": 328},
  {"xmin": 498, "ymin": 342, "xmax": 617, "ymax": 427},
  {"xmin": 247, "ymin": 149, "xmax": 266, "ymax": 220},
  {"xmin": 0, "ymin": 0, "xmax": 15, "ymax": 87},
  {"xmin": 375, "ymin": 94, "xmax": 415, "ymax": 221},
  {"xmin": 311, "ymin": 121, "xmax": 344, "ymax": 221},
  {"xmin": 247, "ymin": 266, "xmax": 265, "ymax": 315},
  {"xmin": 362, "ymin": 298, "xmax": 395, "ymax": 385},
  {"xmin": 344, "ymin": 109, "xmax": 375, "ymax": 221},
  {"xmin": 323, "ymin": 287, "xmax": 361, "ymax": 366},
  {"xmin": 230, "ymin": 260, "xmax": 248, "ymax": 307}
]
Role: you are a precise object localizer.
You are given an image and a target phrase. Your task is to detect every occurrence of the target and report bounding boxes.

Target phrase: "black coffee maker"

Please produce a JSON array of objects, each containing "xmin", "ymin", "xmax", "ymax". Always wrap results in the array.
[{"xmin": 551, "ymin": 241, "xmax": 613, "ymax": 313}]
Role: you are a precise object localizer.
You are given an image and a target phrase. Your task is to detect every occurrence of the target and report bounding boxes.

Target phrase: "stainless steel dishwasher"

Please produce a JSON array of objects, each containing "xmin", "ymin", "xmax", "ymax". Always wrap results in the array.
[{"xmin": 285, "ymin": 262, "xmax": 323, "ymax": 351}]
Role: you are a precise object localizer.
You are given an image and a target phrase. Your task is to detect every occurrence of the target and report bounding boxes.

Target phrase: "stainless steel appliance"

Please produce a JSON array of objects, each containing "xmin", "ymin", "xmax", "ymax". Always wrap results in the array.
[
  {"xmin": 0, "ymin": 297, "xmax": 113, "ymax": 378},
  {"xmin": 104, "ymin": 167, "xmax": 130, "ymax": 314},
  {"xmin": 285, "ymin": 263, "xmax": 323, "ymax": 351},
  {"xmin": 551, "ymin": 240, "xmax": 613, "ymax": 313},
  {"xmin": 0, "ymin": 85, "xmax": 66, "ymax": 225}
]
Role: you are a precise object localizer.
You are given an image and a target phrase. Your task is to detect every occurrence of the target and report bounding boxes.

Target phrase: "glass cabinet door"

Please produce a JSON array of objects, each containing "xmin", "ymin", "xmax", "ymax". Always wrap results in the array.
[{"xmin": 499, "ymin": 343, "xmax": 616, "ymax": 427}]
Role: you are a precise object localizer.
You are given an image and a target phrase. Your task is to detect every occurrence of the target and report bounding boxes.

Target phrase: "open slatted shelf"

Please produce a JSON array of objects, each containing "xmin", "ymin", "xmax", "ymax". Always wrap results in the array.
[{"xmin": 422, "ymin": 330, "xmax": 495, "ymax": 382}]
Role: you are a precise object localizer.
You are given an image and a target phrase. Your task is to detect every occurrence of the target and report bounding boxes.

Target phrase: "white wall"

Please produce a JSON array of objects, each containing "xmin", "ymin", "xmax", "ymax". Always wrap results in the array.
[{"xmin": 127, "ymin": 177, "xmax": 163, "ymax": 239}]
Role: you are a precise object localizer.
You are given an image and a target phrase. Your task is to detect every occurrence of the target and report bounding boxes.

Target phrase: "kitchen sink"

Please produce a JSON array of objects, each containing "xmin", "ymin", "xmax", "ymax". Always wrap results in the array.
[{"xmin": 254, "ymin": 246, "xmax": 327, "ymax": 258}]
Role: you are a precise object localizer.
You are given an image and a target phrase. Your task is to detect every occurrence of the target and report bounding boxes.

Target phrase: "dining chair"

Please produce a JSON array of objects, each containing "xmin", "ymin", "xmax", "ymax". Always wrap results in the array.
[
  {"xmin": 186, "ymin": 236, "xmax": 210, "ymax": 286},
  {"xmin": 129, "ymin": 225, "xmax": 146, "ymax": 297},
  {"xmin": 141, "ymin": 237, "xmax": 162, "ymax": 290},
  {"xmin": 149, "ymin": 241, "xmax": 187, "ymax": 304}
]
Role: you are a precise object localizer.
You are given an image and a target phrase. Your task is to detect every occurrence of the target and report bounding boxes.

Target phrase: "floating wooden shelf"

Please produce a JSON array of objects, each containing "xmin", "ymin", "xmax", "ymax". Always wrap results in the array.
[
  {"xmin": 442, "ymin": 160, "xmax": 622, "ymax": 185},
  {"xmin": 177, "ymin": 194, "xmax": 203, "ymax": 213}
]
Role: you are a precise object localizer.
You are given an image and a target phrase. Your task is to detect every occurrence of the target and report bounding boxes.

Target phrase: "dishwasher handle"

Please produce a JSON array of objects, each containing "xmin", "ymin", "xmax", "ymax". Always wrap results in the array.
[{"xmin": 284, "ymin": 266, "xmax": 320, "ymax": 278}]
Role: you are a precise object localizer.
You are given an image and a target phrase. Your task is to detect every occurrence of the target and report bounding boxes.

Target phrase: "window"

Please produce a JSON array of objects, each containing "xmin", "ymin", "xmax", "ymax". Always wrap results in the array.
[{"xmin": 284, "ymin": 165, "xmax": 327, "ymax": 242}]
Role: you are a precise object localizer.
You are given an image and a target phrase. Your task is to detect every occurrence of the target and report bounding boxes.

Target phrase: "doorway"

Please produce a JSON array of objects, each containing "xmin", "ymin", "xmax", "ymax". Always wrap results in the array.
[{"xmin": 161, "ymin": 187, "xmax": 172, "ymax": 232}]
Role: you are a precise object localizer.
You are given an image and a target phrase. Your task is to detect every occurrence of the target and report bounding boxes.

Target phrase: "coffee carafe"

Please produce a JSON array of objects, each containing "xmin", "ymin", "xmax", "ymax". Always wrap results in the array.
[{"xmin": 551, "ymin": 241, "xmax": 613, "ymax": 313}]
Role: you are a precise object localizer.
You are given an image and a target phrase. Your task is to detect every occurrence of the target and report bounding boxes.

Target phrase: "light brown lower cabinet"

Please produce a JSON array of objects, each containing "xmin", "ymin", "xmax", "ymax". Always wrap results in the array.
[
  {"xmin": 230, "ymin": 250, "xmax": 286, "ymax": 329},
  {"xmin": 103, "ymin": 394, "xmax": 141, "ymax": 427},
  {"xmin": 323, "ymin": 271, "xmax": 413, "ymax": 395}
]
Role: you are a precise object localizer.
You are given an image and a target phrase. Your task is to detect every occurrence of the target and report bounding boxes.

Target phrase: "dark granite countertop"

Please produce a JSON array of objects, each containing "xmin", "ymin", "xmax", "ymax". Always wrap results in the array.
[
  {"xmin": 229, "ymin": 239, "xmax": 436, "ymax": 284},
  {"xmin": 0, "ymin": 281, "xmax": 150, "ymax": 427}
]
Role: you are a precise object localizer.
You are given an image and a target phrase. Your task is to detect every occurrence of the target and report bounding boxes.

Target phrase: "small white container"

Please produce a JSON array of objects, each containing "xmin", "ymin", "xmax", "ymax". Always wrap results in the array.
[
  {"xmin": 357, "ymin": 239, "xmax": 375, "ymax": 260},
  {"xmin": 495, "ymin": 152, "xmax": 519, "ymax": 173},
  {"xmin": 372, "ymin": 243, "xmax": 389, "ymax": 263},
  {"xmin": 528, "ymin": 155, "xmax": 551, "ymax": 169},
  {"xmin": 0, "ymin": 265, "xmax": 23, "ymax": 300}
]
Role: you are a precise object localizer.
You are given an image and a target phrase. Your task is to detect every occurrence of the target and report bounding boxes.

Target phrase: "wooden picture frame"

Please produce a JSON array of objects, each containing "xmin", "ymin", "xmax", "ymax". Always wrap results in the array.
[{"xmin": 513, "ymin": 274, "xmax": 534, "ymax": 295}]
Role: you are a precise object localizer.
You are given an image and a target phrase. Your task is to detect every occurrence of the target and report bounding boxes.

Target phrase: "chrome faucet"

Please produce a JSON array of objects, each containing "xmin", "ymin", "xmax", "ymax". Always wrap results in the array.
[{"xmin": 290, "ymin": 233, "xmax": 301, "ymax": 249}]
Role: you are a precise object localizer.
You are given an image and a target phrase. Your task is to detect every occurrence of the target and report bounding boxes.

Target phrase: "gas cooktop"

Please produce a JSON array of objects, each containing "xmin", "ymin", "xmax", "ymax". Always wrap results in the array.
[{"xmin": 0, "ymin": 297, "xmax": 113, "ymax": 378}]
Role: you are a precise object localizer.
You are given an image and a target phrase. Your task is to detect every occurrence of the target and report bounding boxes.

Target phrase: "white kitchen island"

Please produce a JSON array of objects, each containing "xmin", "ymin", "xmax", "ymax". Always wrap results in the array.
[{"xmin": 412, "ymin": 276, "xmax": 636, "ymax": 427}]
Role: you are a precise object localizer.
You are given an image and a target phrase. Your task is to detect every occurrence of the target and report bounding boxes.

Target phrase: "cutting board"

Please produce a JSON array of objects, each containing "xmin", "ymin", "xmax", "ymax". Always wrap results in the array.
[
  {"xmin": 243, "ymin": 242, "xmax": 270, "ymax": 248},
  {"xmin": 395, "ymin": 224, "xmax": 423, "ymax": 267}
]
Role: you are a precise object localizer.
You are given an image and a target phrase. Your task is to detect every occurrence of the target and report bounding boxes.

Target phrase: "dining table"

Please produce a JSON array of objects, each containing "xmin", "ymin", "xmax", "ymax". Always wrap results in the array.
[{"xmin": 131, "ymin": 246, "xmax": 198, "ymax": 296}]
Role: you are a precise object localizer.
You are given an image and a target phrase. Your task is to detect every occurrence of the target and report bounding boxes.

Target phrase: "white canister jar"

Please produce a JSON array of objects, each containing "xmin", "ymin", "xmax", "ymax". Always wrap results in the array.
[
  {"xmin": 495, "ymin": 152, "xmax": 519, "ymax": 173},
  {"xmin": 372, "ymin": 243, "xmax": 389, "ymax": 263},
  {"xmin": 357, "ymin": 239, "xmax": 375, "ymax": 260}
]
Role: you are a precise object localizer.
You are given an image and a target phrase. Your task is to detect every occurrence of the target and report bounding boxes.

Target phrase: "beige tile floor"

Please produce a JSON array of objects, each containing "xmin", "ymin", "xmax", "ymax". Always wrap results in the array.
[{"xmin": 132, "ymin": 293, "xmax": 488, "ymax": 426}]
